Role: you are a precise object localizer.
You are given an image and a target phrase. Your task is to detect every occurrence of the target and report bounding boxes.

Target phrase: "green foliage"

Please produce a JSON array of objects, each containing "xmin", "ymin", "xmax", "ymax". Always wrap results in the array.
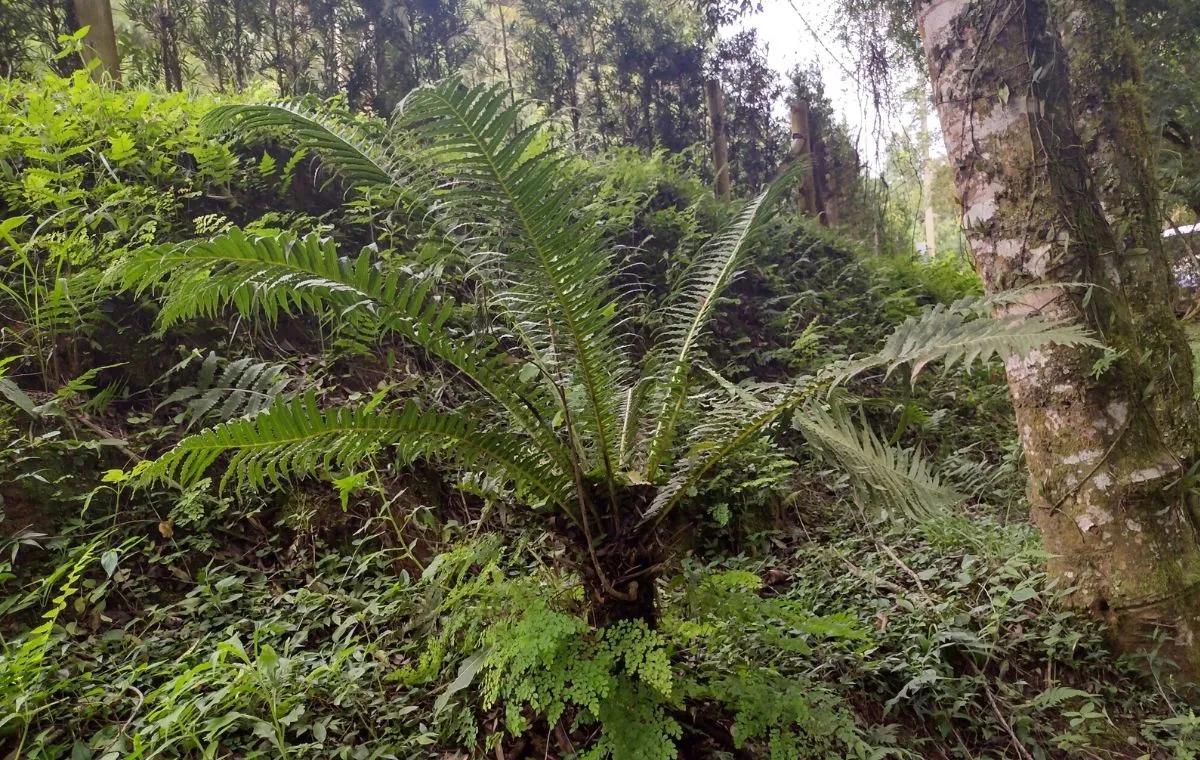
[
  {"xmin": 2, "ymin": 74, "xmax": 1195, "ymax": 760},
  {"xmin": 157, "ymin": 352, "xmax": 295, "ymax": 430},
  {"xmin": 794, "ymin": 402, "xmax": 961, "ymax": 519}
]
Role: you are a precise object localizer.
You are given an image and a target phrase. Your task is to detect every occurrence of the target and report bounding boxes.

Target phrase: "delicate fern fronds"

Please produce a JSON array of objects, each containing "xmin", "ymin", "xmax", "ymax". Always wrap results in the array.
[
  {"xmin": 204, "ymin": 103, "xmax": 408, "ymax": 191},
  {"xmin": 158, "ymin": 352, "xmax": 295, "ymax": 430},
  {"xmin": 642, "ymin": 166, "xmax": 799, "ymax": 479},
  {"xmin": 399, "ymin": 80, "xmax": 627, "ymax": 484},
  {"xmin": 793, "ymin": 403, "xmax": 961, "ymax": 519},
  {"xmin": 136, "ymin": 393, "xmax": 577, "ymax": 517}
]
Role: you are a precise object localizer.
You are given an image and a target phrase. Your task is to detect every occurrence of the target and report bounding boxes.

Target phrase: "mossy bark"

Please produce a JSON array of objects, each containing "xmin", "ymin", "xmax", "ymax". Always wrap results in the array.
[
  {"xmin": 918, "ymin": 0, "xmax": 1200, "ymax": 677},
  {"xmin": 1052, "ymin": 0, "xmax": 1200, "ymax": 454}
]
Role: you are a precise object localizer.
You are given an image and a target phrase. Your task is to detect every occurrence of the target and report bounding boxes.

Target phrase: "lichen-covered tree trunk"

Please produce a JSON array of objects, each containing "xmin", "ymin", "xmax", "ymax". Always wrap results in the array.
[
  {"xmin": 918, "ymin": 0, "xmax": 1200, "ymax": 675},
  {"xmin": 1052, "ymin": 0, "xmax": 1200, "ymax": 455}
]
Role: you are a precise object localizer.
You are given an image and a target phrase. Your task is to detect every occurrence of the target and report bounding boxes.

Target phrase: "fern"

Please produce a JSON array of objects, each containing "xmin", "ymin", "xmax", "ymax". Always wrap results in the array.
[
  {"xmin": 135, "ymin": 393, "xmax": 578, "ymax": 516},
  {"xmin": 204, "ymin": 102, "xmax": 410, "ymax": 191},
  {"xmin": 836, "ymin": 301, "xmax": 1100, "ymax": 384},
  {"xmin": 111, "ymin": 82, "xmax": 1100, "ymax": 624},
  {"xmin": 107, "ymin": 228, "xmax": 396, "ymax": 331},
  {"xmin": 158, "ymin": 352, "xmax": 295, "ymax": 430},
  {"xmin": 793, "ymin": 402, "xmax": 962, "ymax": 519},
  {"xmin": 110, "ymin": 227, "xmax": 569, "ymax": 472},
  {"xmin": 399, "ymin": 81, "xmax": 630, "ymax": 488},
  {"xmin": 642, "ymin": 163, "xmax": 803, "ymax": 479}
]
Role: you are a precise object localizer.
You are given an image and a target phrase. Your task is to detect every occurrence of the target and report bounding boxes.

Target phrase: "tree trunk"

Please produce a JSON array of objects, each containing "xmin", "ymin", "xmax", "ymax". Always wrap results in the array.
[
  {"xmin": 73, "ymin": 0, "xmax": 120, "ymax": 83},
  {"xmin": 789, "ymin": 100, "xmax": 819, "ymax": 216},
  {"xmin": 640, "ymin": 75, "xmax": 654, "ymax": 151},
  {"xmin": 705, "ymin": 79, "xmax": 731, "ymax": 202},
  {"xmin": 920, "ymin": 93, "xmax": 937, "ymax": 258},
  {"xmin": 232, "ymin": 0, "xmax": 247, "ymax": 90},
  {"xmin": 918, "ymin": 0, "xmax": 1200, "ymax": 676},
  {"xmin": 587, "ymin": 21, "xmax": 607, "ymax": 147},
  {"xmin": 157, "ymin": 1, "xmax": 183, "ymax": 92},
  {"xmin": 1053, "ymin": 0, "xmax": 1199, "ymax": 455}
]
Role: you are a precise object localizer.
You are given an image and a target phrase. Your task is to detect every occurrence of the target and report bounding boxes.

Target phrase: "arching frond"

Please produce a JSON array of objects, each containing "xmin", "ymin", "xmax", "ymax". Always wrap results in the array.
[
  {"xmin": 642, "ymin": 165, "xmax": 801, "ymax": 478},
  {"xmin": 825, "ymin": 302, "xmax": 1100, "ymax": 386},
  {"xmin": 110, "ymin": 229, "xmax": 570, "ymax": 471},
  {"xmin": 204, "ymin": 103, "xmax": 408, "ymax": 191},
  {"xmin": 135, "ymin": 393, "xmax": 578, "ymax": 518},
  {"xmin": 398, "ymin": 80, "xmax": 627, "ymax": 485},
  {"xmin": 793, "ymin": 403, "xmax": 961, "ymax": 519},
  {"xmin": 107, "ymin": 228, "xmax": 399, "ymax": 331}
]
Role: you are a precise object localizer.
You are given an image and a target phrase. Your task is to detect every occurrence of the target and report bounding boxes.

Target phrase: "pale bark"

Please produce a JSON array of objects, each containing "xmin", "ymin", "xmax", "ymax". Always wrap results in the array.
[
  {"xmin": 789, "ymin": 100, "xmax": 817, "ymax": 215},
  {"xmin": 73, "ymin": 0, "xmax": 121, "ymax": 84},
  {"xmin": 919, "ymin": 0, "xmax": 1200, "ymax": 675},
  {"xmin": 921, "ymin": 96, "xmax": 937, "ymax": 258}
]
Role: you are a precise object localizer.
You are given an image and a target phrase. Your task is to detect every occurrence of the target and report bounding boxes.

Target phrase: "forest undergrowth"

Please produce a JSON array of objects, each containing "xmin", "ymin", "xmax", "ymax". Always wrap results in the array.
[{"xmin": 2, "ymin": 68, "xmax": 1200, "ymax": 760}]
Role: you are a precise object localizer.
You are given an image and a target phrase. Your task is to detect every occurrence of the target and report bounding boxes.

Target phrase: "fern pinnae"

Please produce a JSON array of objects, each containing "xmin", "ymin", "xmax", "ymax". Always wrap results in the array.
[
  {"xmin": 645, "ymin": 375, "xmax": 820, "ymax": 523},
  {"xmin": 400, "ymin": 80, "xmax": 627, "ymax": 486},
  {"xmin": 643, "ymin": 168, "xmax": 798, "ymax": 478},
  {"xmin": 140, "ymin": 394, "xmax": 578, "ymax": 518},
  {"xmin": 204, "ymin": 103, "xmax": 405, "ymax": 191},
  {"xmin": 794, "ymin": 402, "xmax": 961, "ymax": 519}
]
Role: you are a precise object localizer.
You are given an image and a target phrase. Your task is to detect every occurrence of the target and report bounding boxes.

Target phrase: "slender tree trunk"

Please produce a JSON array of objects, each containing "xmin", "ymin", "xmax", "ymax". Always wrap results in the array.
[
  {"xmin": 567, "ymin": 62, "xmax": 582, "ymax": 147},
  {"xmin": 587, "ymin": 22, "xmax": 607, "ymax": 147},
  {"xmin": 790, "ymin": 100, "xmax": 818, "ymax": 215},
  {"xmin": 321, "ymin": 3, "xmax": 339, "ymax": 96},
  {"xmin": 705, "ymin": 79, "xmax": 730, "ymax": 201},
  {"xmin": 918, "ymin": 0, "xmax": 1200, "ymax": 676},
  {"xmin": 920, "ymin": 94, "xmax": 937, "ymax": 258},
  {"xmin": 157, "ymin": 1, "xmax": 183, "ymax": 92},
  {"xmin": 497, "ymin": 2, "xmax": 516, "ymax": 106},
  {"xmin": 640, "ymin": 75, "xmax": 654, "ymax": 151},
  {"xmin": 232, "ymin": 0, "xmax": 246, "ymax": 90},
  {"xmin": 73, "ymin": 0, "xmax": 120, "ymax": 83}
]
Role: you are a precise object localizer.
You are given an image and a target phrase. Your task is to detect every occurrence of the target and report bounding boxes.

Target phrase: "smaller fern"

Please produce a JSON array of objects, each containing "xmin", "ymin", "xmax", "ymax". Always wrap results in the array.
[
  {"xmin": 793, "ymin": 402, "xmax": 962, "ymax": 519},
  {"xmin": 157, "ymin": 352, "xmax": 295, "ymax": 430}
]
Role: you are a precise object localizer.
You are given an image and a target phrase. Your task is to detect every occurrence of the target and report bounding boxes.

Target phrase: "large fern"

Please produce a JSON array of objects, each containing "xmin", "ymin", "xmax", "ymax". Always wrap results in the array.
[{"xmin": 112, "ymin": 80, "xmax": 1099, "ymax": 615}]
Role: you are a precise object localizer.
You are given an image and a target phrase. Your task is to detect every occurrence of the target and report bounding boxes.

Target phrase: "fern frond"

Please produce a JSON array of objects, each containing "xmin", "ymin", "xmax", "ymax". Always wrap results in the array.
[
  {"xmin": 204, "ymin": 103, "xmax": 409, "ymax": 191},
  {"xmin": 644, "ymin": 375, "xmax": 821, "ymax": 523},
  {"xmin": 158, "ymin": 352, "xmax": 295, "ymax": 430},
  {"xmin": 107, "ymin": 228, "xmax": 397, "ymax": 331},
  {"xmin": 793, "ymin": 403, "xmax": 961, "ymax": 519},
  {"xmin": 137, "ymin": 393, "xmax": 577, "ymax": 516},
  {"xmin": 826, "ymin": 303, "xmax": 1100, "ymax": 386},
  {"xmin": 642, "ymin": 167, "xmax": 799, "ymax": 479},
  {"xmin": 399, "ymin": 80, "xmax": 627, "ymax": 484},
  {"xmin": 109, "ymin": 229, "xmax": 571, "ymax": 472}
]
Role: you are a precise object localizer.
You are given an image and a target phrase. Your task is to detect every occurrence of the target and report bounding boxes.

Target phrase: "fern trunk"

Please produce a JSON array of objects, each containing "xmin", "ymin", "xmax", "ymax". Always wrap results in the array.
[
  {"xmin": 574, "ymin": 486, "xmax": 662, "ymax": 627},
  {"xmin": 918, "ymin": 0, "xmax": 1200, "ymax": 676}
]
